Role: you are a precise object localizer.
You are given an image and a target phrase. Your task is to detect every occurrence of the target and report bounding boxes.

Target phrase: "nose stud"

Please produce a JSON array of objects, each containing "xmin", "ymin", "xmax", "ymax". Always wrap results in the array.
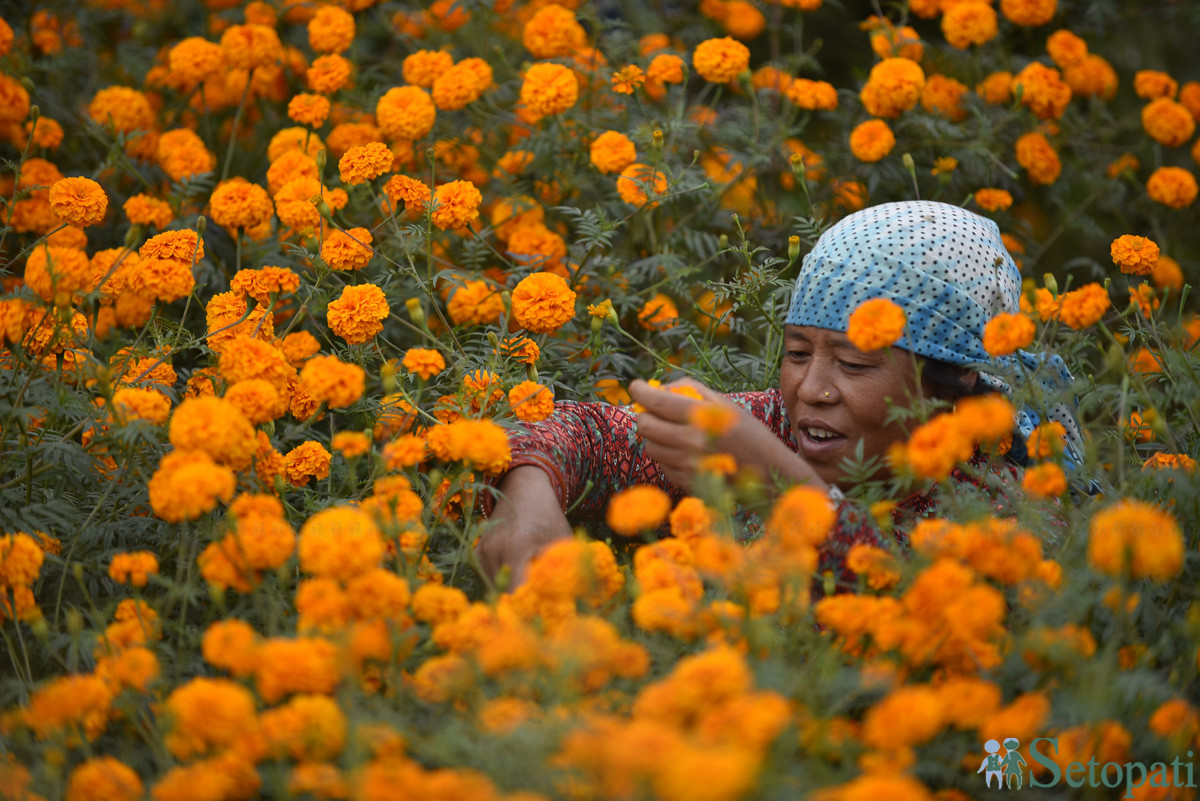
[{"xmin": 823, "ymin": 391, "xmax": 832, "ymax": 398}]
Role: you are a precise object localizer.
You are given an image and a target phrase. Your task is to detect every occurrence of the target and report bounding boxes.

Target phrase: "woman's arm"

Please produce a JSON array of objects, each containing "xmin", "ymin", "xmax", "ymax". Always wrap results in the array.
[{"xmin": 476, "ymin": 465, "xmax": 573, "ymax": 588}]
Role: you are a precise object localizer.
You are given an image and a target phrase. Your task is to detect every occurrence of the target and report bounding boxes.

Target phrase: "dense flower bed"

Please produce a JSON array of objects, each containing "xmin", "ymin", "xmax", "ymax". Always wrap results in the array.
[{"xmin": 1, "ymin": 0, "xmax": 1199, "ymax": 799}]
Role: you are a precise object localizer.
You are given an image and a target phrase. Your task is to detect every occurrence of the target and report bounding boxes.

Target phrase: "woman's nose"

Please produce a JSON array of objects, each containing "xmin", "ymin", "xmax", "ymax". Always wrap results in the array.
[{"xmin": 794, "ymin": 358, "xmax": 837, "ymax": 404}]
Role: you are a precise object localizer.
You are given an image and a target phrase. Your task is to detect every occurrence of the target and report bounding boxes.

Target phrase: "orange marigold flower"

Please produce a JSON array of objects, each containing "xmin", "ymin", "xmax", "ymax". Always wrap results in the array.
[
  {"xmin": 522, "ymin": 4, "xmax": 586, "ymax": 59},
  {"xmin": 108, "ymin": 551, "xmax": 159, "ymax": 588},
  {"xmin": 637, "ymin": 293, "xmax": 680, "ymax": 331},
  {"xmin": 1013, "ymin": 62, "xmax": 1072, "ymax": 120},
  {"xmin": 403, "ymin": 49, "xmax": 454, "ymax": 88},
  {"xmin": 209, "ymin": 178, "xmax": 273, "ymax": 231},
  {"xmin": 381, "ymin": 434, "xmax": 427, "ymax": 469},
  {"xmin": 431, "ymin": 180, "xmax": 482, "ymax": 230},
  {"xmin": 123, "ymin": 194, "xmax": 174, "ymax": 229},
  {"xmin": 692, "ymin": 37, "xmax": 750, "ymax": 83},
  {"xmin": 941, "ymin": 1, "xmax": 998, "ymax": 49},
  {"xmin": 860, "ymin": 58, "xmax": 925, "ymax": 118},
  {"xmin": 1110, "ymin": 235, "xmax": 1159, "ymax": 276},
  {"xmin": 1022, "ymin": 462, "xmax": 1066, "ymax": 498},
  {"xmin": 1134, "ymin": 70, "xmax": 1178, "ymax": 100},
  {"xmin": 285, "ymin": 440, "xmax": 333, "ymax": 487},
  {"xmin": 339, "ymin": 141, "xmax": 393, "ymax": 185},
  {"xmin": 287, "ymin": 93, "xmax": 331, "ymax": 128},
  {"xmin": 511, "ymin": 272, "xmax": 576, "ymax": 333},
  {"xmin": 0, "ymin": 533, "xmax": 46, "ymax": 587},
  {"xmin": 983, "ymin": 312, "xmax": 1035, "ymax": 356},
  {"xmin": 1056, "ymin": 283, "xmax": 1110, "ymax": 328},
  {"xmin": 846, "ymin": 297, "xmax": 905, "ymax": 351},
  {"xmin": 66, "ymin": 757, "xmax": 142, "ymax": 801},
  {"xmin": 974, "ymin": 188, "xmax": 1013, "ymax": 212},
  {"xmin": 321, "ymin": 227, "xmax": 374, "ymax": 270},
  {"xmin": 307, "ymin": 53, "xmax": 352, "ymax": 94},
  {"xmin": 169, "ymin": 395, "xmax": 257, "ymax": 469},
  {"xmin": 157, "ymin": 128, "xmax": 217, "ymax": 182},
  {"xmin": 607, "ymin": 485, "xmax": 672, "ymax": 536},
  {"xmin": 1088, "ymin": 499, "xmax": 1183, "ymax": 581},
  {"xmin": 786, "ymin": 78, "xmax": 838, "ymax": 111},
  {"xmin": 1147, "ymin": 166, "xmax": 1198, "ymax": 209},
  {"xmin": 48, "ymin": 177, "xmax": 108, "ymax": 228},
  {"xmin": 140, "ymin": 228, "xmax": 203, "ymax": 263},
  {"xmin": 519, "ymin": 62, "xmax": 578, "ymax": 119},
  {"xmin": 300, "ymin": 355, "xmax": 366, "ymax": 409},
  {"xmin": 1143, "ymin": 452, "xmax": 1198, "ymax": 473},
  {"xmin": 1015, "ymin": 131, "xmax": 1061, "ymax": 185},
  {"xmin": 23, "ymin": 245, "xmax": 91, "ymax": 303},
  {"xmin": 1000, "ymin": 0, "xmax": 1057, "ymax": 26},
  {"xmin": 382, "ymin": 174, "xmax": 431, "ymax": 216},
  {"xmin": 225, "ymin": 379, "xmax": 282, "ymax": 425},
  {"xmin": 509, "ymin": 380, "xmax": 554, "ymax": 423},
  {"xmin": 1064, "ymin": 53, "xmax": 1119, "ymax": 99},
  {"xmin": 617, "ymin": 162, "xmax": 669, "ymax": 206},
  {"xmin": 611, "ymin": 65, "xmax": 645, "ymax": 94},
  {"xmin": 848, "ymin": 119, "xmax": 895, "ymax": 162},
  {"xmin": 1180, "ymin": 81, "xmax": 1200, "ymax": 119},
  {"xmin": 446, "ymin": 279, "xmax": 505, "ymax": 326},
  {"xmin": 498, "ymin": 334, "xmax": 541, "ymax": 364},
  {"xmin": 110, "ymin": 387, "xmax": 172, "ymax": 425},
  {"xmin": 376, "ymin": 86, "xmax": 436, "ymax": 142},
  {"xmin": 1026, "ymin": 420, "xmax": 1066, "ymax": 460},
  {"xmin": 327, "ymin": 283, "xmax": 388, "ymax": 344},
  {"xmin": 219, "ymin": 23, "xmax": 281, "ymax": 70},
  {"xmin": 431, "ymin": 59, "xmax": 491, "ymax": 110},
  {"xmin": 401, "ymin": 347, "xmax": 445, "ymax": 379},
  {"xmin": 977, "ymin": 70, "xmax": 1013, "ymax": 104},
  {"xmin": 148, "ymin": 450, "xmax": 236, "ymax": 522},
  {"xmin": 308, "ymin": 5, "xmax": 355, "ymax": 54},
  {"xmin": 1150, "ymin": 254, "xmax": 1183, "ymax": 292},
  {"xmin": 768, "ymin": 485, "xmax": 836, "ymax": 553},
  {"xmin": 1046, "ymin": 29, "xmax": 1087, "ymax": 69},
  {"xmin": 1141, "ymin": 98, "xmax": 1195, "ymax": 147},
  {"xmin": 230, "ymin": 265, "xmax": 299, "ymax": 304},
  {"xmin": 647, "ymin": 53, "xmax": 686, "ymax": 85},
  {"xmin": 88, "ymin": 86, "xmax": 155, "ymax": 135},
  {"xmin": 168, "ymin": 37, "xmax": 225, "ymax": 89},
  {"xmin": 590, "ymin": 130, "xmax": 637, "ymax": 175},
  {"xmin": 921, "ymin": 74, "xmax": 968, "ymax": 121}
]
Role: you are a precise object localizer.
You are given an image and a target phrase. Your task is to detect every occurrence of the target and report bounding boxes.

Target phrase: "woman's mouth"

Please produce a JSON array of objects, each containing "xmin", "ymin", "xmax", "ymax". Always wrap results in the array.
[{"xmin": 797, "ymin": 422, "xmax": 847, "ymax": 459}]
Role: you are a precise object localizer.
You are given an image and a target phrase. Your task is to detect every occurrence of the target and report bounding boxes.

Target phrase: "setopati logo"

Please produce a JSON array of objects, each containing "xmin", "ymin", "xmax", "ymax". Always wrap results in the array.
[{"xmin": 977, "ymin": 737, "xmax": 1198, "ymax": 798}]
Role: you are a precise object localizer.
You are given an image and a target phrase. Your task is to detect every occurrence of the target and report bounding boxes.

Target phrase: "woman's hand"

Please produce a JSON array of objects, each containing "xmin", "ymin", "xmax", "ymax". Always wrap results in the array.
[
  {"xmin": 629, "ymin": 378, "xmax": 826, "ymax": 494},
  {"xmin": 476, "ymin": 465, "xmax": 572, "ymax": 590}
]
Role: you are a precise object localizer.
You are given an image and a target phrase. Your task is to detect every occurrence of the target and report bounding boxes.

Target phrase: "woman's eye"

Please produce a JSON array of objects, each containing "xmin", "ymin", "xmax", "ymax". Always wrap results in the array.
[
  {"xmin": 839, "ymin": 360, "xmax": 869, "ymax": 370},
  {"xmin": 787, "ymin": 351, "xmax": 811, "ymax": 360}
]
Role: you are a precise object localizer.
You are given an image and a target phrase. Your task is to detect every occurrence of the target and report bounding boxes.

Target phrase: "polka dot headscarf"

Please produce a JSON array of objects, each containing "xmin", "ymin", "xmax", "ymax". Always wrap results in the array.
[{"xmin": 786, "ymin": 200, "xmax": 1085, "ymax": 467}]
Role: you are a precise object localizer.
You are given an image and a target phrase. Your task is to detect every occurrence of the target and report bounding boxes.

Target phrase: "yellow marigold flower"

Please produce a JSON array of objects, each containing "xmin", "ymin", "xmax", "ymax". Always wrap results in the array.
[
  {"xmin": 147, "ymin": 450, "xmax": 236, "ymax": 523},
  {"xmin": 1022, "ymin": 462, "xmax": 1067, "ymax": 498},
  {"xmin": 522, "ymin": 4, "xmax": 586, "ymax": 58},
  {"xmin": 327, "ymin": 283, "xmax": 389, "ymax": 344},
  {"xmin": 611, "ymin": 64, "xmax": 645, "ymax": 94},
  {"xmin": 65, "ymin": 756, "xmax": 142, "ymax": 801},
  {"xmin": 308, "ymin": 5, "xmax": 355, "ymax": 54},
  {"xmin": 511, "ymin": 272, "xmax": 576, "ymax": 333},
  {"xmin": 1147, "ymin": 166, "xmax": 1198, "ymax": 209},
  {"xmin": 617, "ymin": 162, "xmax": 669, "ymax": 207},
  {"xmin": 848, "ymin": 119, "xmax": 895, "ymax": 162},
  {"xmin": 1046, "ymin": 29, "xmax": 1087, "ymax": 68},
  {"xmin": 1001, "ymin": 0, "xmax": 1057, "ymax": 26},
  {"xmin": 48, "ymin": 176, "xmax": 107, "ymax": 228},
  {"xmin": 209, "ymin": 178, "xmax": 274, "ymax": 231},
  {"xmin": 860, "ymin": 57, "xmax": 925, "ymax": 118},
  {"xmin": 164, "ymin": 677, "xmax": 258, "ymax": 760},
  {"xmin": 88, "ymin": 85, "xmax": 155, "ymax": 135},
  {"xmin": 1056, "ymin": 283, "xmax": 1110, "ymax": 328},
  {"xmin": 974, "ymin": 188, "xmax": 1013, "ymax": 212},
  {"xmin": 285, "ymin": 440, "xmax": 332, "ymax": 487},
  {"xmin": 403, "ymin": 49, "xmax": 454, "ymax": 88},
  {"xmin": 287, "ymin": 92, "xmax": 331, "ymax": 128},
  {"xmin": 168, "ymin": 36, "xmax": 224, "ymax": 88},
  {"xmin": 941, "ymin": 1, "xmax": 998, "ymax": 49},
  {"xmin": 1015, "ymin": 131, "xmax": 1061, "ymax": 185},
  {"xmin": 785, "ymin": 78, "xmax": 838, "ymax": 110},
  {"xmin": 1110, "ymin": 234, "xmax": 1159, "ymax": 276},
  {"xmin": 982, "ymin": 312, "xmax": 1035, "ymax": 356},
  {"xmin": 637, "ymin": 293, "xmax": 679, "ymax": 330},
  {"xmin": 1134, "ymin": 70, "xmax": 1178, "ymax": 100},
  {"xmin": 1141, "ymin": 97, "xmax": 1194, "ymax": 147},
  {"xmin": 509, "ymin": 380, "xmax": 555, "ymax": 423},
  {"xmin": 1088, "ymin": 499, "xmax": 1183, "ymax": 581},
  {"xmin": 169, "ymin": 395, "xmax": 257, "ymax": 469},
  {"xmin": 339, "ymin": 141, "xmax": 393, "ymax": 185},
  {"xmin": 219, "ymin": 23, "xmax": 282, "ymax": 70},
  {"xmin": 607, "ymin": 485, "xmax": 672, "ymax": 536},
  {"xmin": 692, "ymin": 36, "xmax": 750, "ymax": 83},
  {"xmin": 399, "ymin": 348, "xmax": 443, "ymax": 380},
  {"xmin": 321, "ymin": 227, "xmax": 374, "ymax": 270},
  {"xmin": 520, "ymin": 62, "xmax": 579, "ymax": 119},
  {"xmin": 299, "ymin": 506, "xmax": 384, "ymax": 581},
  {"xmin": 382, "ymin": 174, "xmax": 431, "ymax": 216},
  {"xmin": 590, "ymin": 130, "xmax": 637, "ymax": 174},
  {"xmin": 1143, "ymin": 452, "xmax": 1198, "ymax": 473},
  {"xmin": 431, "ymin": 180, "xmax": 482, "ymax": 230},
  {"xmin": 300, "ymin": 355, "xmax": 365, "ymax": 409},
  {"xmin": 108, "ymin": 551, "xmax": 159, "ymax": 587},
  {"xmin": 376, "ymin": 85, "xmax": 436, "ymax": 141},
  {"xmin": 307, "ymin": 53, "xmax": 353, "ymax": 94},
  {"xmin": 921, "ymin": 74, "xmax": 968, "ymax": 121},
  {"xmin": 846, "ymin": 297, "xmax": 906, "ymax": 351}
]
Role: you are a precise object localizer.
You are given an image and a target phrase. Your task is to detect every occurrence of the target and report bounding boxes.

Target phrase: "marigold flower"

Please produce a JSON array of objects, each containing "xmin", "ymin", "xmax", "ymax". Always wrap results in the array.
[
  {"xmin": 1110, "ymin": 235, "xmax": 1159, "ymax": 276},
  {"xmin": 202, "ymin": 619, "xmax": 261, "ymax": 676},
  {"xmin": 617, "ymin": 162, "xmax": 669, "ymax": 207},
  {"xmin": 647, "ymin": 53, "xmax": 686, "ymax": 89},
  {"xmin": 1046, "ymin": 29, "xmax": 1087, "ymax": 68},
  {"xmin": 169, "ymin": 395, "xmax": 257, "ymax": 469},
  {"xmin": 1026, "ymin": 420, "xmax": 1066, "ymax": 460},
  {"xmin": 326, "ymin": 283, "xmax": 388, "ymax": 344},
  {"xmin": 848, "ymin": 119, "xmax": 895, "ymax": 162},
  {"xmin": 509, "ymin": 380, "xmax": 555, "ymax": 423},
  {"xmin": 88, "ymin": 86, "xmax": 155, "ymax": 135},
  {"xmin": 1015, "ymin": 131, "xmax": 1061, "ymax": 185},
  {"xmin": 209, "ymin": 178, "xmax": 273, "ymax": 231},
  {"xmin": 637, "ymin": 293, "xmax": 679, "ymax": 330},
  {"xmin": 164, "ymin": 677, "xmax": 257, "ymax": 760},
  {"xmin": 148, "ymin": 450, "xmax": 236, "ymax": 523},
  {"xmin": 982, "ymin": 312, "xmax": 1035, "ymax": 356},
  {"xmin": 1001, "ymin": 0, "xmax": 1057, "ymax": 26},
  {"xmin": 425, "ymin": 419, "xmax": 511, "ymax": 473},
  {"xmin": 1141, "ymin": 97, "xmax": 1195, "ymax": 147},
  {"xmin": 522, "ymin": 4, "xmax": 586, "ymax": 58},
  {"xmin": 446, "ymin": 279, "xmax": 505, "ymax": 326},
  {"xmin": 431, "ymin": 180, "xmax": 482, "ymax": 230},
  {"xmin": 846, "ymin": 297, "xmax": 905, "ymax": 351},
  {"xmin": 65, "ymin": 756, "xmax": 143, "ymax": 801},
  {"xmin": 611, "ymin": 64, "xmax": 646, "ymax": 94},
  {"xmin": 0, "ymin": 533, "xmax": 45, "ymax": 588},
  {"xmin": 219, "ymin": 23, "xmax": 282, "ymax": 70},
  {"xmin": 974, "ymin": 188, "xmax": 1013, "ymax": 212},
  {"xmin": 110, "ymin": 387, "xmax": 171, "ymax": 426},
  {"xmin": 941, "ymin": 1, "xmax": 998, "ymax": 49},
  {"xmin": 590, "ymin": 130, "xmax": 638, "ymax": 174},
  {"xmin": 520, "ymin": 62, "xmax": 579, "ymax": 119},
  {"xmin": 308, "ymin": 53, "xmax": 353, "ymax": 94},
  {"xmin": 23, "ymin": 245, "xmax": 92, "ymax": 303},
  {"xmin": 168, "ymin": 37, "xmax": 225, "ymax": 89},
  {"xmin": 382, "ymin": 435, "xmax": 427, "ymax": 469},
  {"xmin": 285, "ymin": 440, "xmax": 332, "ymax": 487},
  {"xmin": 382, "ymin": 174, "xmax": 431, "ymax": 217},
  {"xmin": 399, "ymin": 348, "xmax": 444, "ymax": 380},
  {"xmin": 300, "ymin": 355, "xmax": 365, "ymax": 409},
  {"xmin": 607, "ymin": 485, "xmax": 672, "ymax": 536},
  {"xmin": 1180, "ymin": 81, "xmax": 1200, "ymax": 119},
  {"xmin": 785, "ymin": 78, "xmax": 838, "ymax": 111},
  {"xmin": 432, "ymin": 58, "xmax": 492, "ymax": 111},
  {"xmin": 308, "ymin": 5, "xmax": 355, "ymax": 54},
  {"xmin": 1088, "ymin": 499, "xmax": 1183, "ymax": 581},
  {"xmin": 1143, "ymin": 453, "xmax": 1198, "ymax": 473},
  {"xmin": 511, "ymin": 272, "xmax": 576, "ymax": 333},
  {"xmin": 1054, "ymin": 283, "xmax": 1108, "ymax": 328},
  {"xmin": 921, "ymin": 74, "xmax": 968, "ymax": 121},
  {"xmin": 1147, "ymin": 166, "xmax": 1198, "ymax": 209},
  {"xmin": 1064, "ymin": 54, "xmax": 1119, "ymax": 100},
  {"xmin": 284, "ymin": 92, "xmax": 329, "ymax": 128},
  {"xmin": 225, "ymin": 379, "xmax": 282, "ymax": 425},
  {"xmin": 376, "ymin": 85, "xmax": 437, "ymax": 141},
  {"xmin": 1022, "ymin": 462, "xmax": 1066, "ymax": 498},
  {"xmin": 403, "ymin": 49, "xmax": 454, "ymax": 88},
  {"xmin": 339, "ymin": 141, "xmax": 392, "ymax": 185},
  {"xmin": 860, "ymin": 58, "xmax": 925, "ymax": 118},
  {"xmin": 157, "ymin": 128, "xmax": 217, "ymax": 182},
  {"xmin": 1134, "ymin": 70, "xmax": 1178, "ymax": 100},
  {"xmin": 299, "ymin": 506, "xmax": 385, "ymax": 582},
  {"xmin": 48, "ymin": 176, "xmax": 108, "ymax": 228}
]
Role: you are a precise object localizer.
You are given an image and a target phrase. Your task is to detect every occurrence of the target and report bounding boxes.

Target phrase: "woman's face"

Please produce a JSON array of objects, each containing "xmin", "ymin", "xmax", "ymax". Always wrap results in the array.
[{"xmin": 778, "ymin": 324, "xmax": 922, "ymax": 486}]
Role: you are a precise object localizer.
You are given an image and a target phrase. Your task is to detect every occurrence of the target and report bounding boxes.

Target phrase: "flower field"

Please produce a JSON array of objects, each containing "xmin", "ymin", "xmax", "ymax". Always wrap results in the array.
[{"xmin": 2, "ymin": 0, "xmax": 1200, "ymax": 799}]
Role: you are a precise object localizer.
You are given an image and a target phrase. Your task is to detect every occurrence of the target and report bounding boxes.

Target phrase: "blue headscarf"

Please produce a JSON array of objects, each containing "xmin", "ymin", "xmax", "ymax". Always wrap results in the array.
[{"xmin": 785, "ymin": 200, "xmax": 1085, "ymax": 466}]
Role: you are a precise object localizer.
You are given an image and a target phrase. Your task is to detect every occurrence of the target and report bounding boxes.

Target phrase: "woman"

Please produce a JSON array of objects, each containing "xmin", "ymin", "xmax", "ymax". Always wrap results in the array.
[{"xmin": 478, "ymin": 201, "xmax": 1081, "ymax": 585}]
